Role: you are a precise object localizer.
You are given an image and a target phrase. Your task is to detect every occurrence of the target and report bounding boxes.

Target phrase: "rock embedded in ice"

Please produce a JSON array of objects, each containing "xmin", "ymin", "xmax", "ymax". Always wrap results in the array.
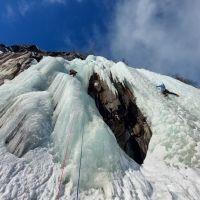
[{"xmin": 88, "ymin": 72, "xmax": 152, "ymax": 164}]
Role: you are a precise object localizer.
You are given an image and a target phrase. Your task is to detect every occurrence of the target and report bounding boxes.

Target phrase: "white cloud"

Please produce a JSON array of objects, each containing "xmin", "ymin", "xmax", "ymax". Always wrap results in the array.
[
  {"xmin": 4, "ymin": 4, "xmax": 15, "ymax": 19},
  {"xmin": 4, "ymin": 0, "xmax": 68, "ymax": 19},
  {"xmin": 64, "ymin": 35, "xmax": 76, "ymax": 50},
  {"xmin": 107, "ymin": 0, "xmax": 200, "ymax": 83},
  {"xmin": 43, "ymin": 0, "xmax": 66, "ymax": 4},
  {"xmin": 43, "ymin": 0, "xmax": 83, "ymax": 3},
  {"xmin": 18, "ymin": 0, "xmax": 31, "ymax": 16}
]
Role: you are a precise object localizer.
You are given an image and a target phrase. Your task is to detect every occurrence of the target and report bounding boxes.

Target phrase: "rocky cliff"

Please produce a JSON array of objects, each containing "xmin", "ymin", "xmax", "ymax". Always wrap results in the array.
[
  {"xmin": 88, "ymin": 73, "xmax": 152, "ymax": 164},
  {"xmin": 0, "ymin": 44, "xmax": 86, "ymax": 85}
]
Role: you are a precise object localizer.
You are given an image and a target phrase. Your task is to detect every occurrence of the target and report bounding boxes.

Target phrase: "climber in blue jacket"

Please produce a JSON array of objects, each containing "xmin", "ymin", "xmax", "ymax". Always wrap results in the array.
[{"xmin": 156, "ymin": 83, "xmax": 179, "ymax": 97}]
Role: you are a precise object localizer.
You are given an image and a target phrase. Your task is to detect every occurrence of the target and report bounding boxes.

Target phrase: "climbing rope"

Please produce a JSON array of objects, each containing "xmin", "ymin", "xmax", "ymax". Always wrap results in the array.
[
  {"xmin": 56, "ymin": 114, "xmax": 75, "ymax": 200},
  {"xmin": 56, "ymin": 143, "xmax": 70, "ymax": 200},
  {"xmin": 76, "ymin": 126, "xmax": 84, "ymax": 200}
]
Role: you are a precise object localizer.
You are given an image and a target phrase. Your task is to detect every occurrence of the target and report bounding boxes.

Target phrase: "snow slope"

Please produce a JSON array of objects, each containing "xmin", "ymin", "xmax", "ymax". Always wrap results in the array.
[{"xmin": 0, "ymin": 56, "xmax": 199, "ymax": 200}]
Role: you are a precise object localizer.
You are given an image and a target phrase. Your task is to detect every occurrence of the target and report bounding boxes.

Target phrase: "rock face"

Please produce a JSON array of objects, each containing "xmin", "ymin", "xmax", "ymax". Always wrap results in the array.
[
  {"xmin": 0, "ymin": 44, "xmax": 86, "ymax": 85},
  {"xmin": 88, "ymin": 73, "xmax": 152, "ymax": 164}
]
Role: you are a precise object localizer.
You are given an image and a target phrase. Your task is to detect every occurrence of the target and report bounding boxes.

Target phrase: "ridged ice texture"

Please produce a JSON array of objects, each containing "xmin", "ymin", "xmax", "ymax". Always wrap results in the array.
[{"xmin": 0, "ymin": 55, "xmax": 199, "ymax": 200}]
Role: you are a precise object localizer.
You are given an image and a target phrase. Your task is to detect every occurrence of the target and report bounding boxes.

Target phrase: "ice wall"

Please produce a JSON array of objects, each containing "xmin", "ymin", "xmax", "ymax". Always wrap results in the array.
[
  {"xmin": 0, "ymin": 56, "xmax": 150, "ymax": 199},
  {"xmin": 0, "ymin": 55, "xmax": 199, "ymax": 200}
]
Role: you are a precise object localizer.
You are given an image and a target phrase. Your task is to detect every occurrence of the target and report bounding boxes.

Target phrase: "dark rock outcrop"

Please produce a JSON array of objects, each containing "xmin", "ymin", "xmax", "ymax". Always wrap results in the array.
[
  {"xmin": 69, "ymin": 69, "xmax": 77, "ymax": 77},
  {"xmin": 88, "ymin": 73, "xmax": 152, "ymax": 164},
  {"xmin": 0, "ymin": 44, "xmax": 87, "ymax": 85}
]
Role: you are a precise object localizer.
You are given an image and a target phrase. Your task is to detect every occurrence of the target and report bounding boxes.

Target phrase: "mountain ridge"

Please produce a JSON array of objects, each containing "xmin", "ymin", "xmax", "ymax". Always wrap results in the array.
[{"xmin": 0, "ymin": 44, "xmax": 87, "ymax": 85}]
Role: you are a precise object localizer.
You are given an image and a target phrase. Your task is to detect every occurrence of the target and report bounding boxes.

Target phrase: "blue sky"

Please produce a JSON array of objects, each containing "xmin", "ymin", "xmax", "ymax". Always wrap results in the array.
[
  {"xmin": 0, "ymin": 0, "xmax": 115, "ymax": 52},
  {"xmin": 0, "ymin": 0, "xmax": 200, "ymax": 85}
]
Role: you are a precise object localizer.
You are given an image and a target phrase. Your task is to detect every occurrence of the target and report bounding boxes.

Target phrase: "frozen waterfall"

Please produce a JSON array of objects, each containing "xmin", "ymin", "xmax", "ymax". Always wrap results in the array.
[{"xmin": 0, "ymin": 55, "xmax": 200, "ymax": 200}]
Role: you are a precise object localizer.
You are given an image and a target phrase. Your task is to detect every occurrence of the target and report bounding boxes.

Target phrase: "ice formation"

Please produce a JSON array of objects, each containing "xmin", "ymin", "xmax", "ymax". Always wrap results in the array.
[{"xmin": 0, "ymin": 55, "xmax": 200, "ymax": 200}]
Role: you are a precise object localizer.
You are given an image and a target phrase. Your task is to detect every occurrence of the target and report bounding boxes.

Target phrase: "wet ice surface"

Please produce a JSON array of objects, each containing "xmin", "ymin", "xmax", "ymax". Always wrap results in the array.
[{"xmin": 0, "ymin": 56, "xmax": 200, "ymax": 199}]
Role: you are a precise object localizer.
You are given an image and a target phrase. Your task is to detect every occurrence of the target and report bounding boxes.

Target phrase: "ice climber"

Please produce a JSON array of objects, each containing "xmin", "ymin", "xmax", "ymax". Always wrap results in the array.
[
  {"xmin": 156, "ymin": 83, "xmax": 179, "ymax": 97},
  {"xmin": 69, "ymin": 69, "xmax": 77, "ymax": 77}
]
